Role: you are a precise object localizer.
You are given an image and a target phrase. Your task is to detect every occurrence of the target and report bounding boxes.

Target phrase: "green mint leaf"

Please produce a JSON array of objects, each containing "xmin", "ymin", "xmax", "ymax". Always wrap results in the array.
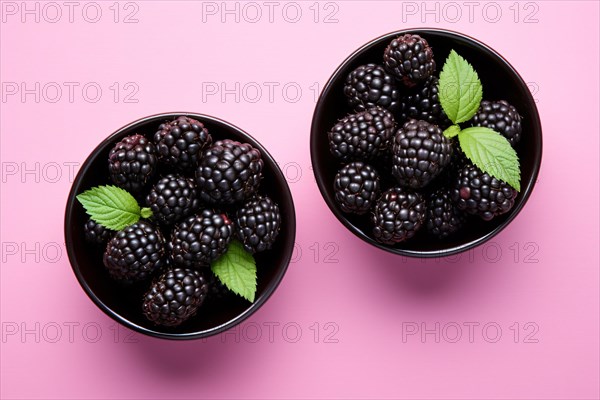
[
  {"xmin": 76, "ymin": 185, "xmax": 142, "ymax": 230},
  {"xmin": 211, "ymin": 240, "xmax": 257, "ymax": 302},
  {"xmin": 438, "ymin": 50, "xmax": 483, "ymax": 124},
  {"xmin": 458, "ymin": 127, "xmax": 521, "ymax": 191},
  {"xmin": 444, "ymin": 125, "xmax": 461, "ymax": 139}
]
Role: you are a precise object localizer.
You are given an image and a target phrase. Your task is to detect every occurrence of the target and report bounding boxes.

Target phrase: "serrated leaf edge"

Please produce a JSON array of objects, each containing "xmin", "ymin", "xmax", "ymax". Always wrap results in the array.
[
  {"xmin": 458, "ymin": 127, "xmax": 521, "ymax": 191},
  {"xmin": 211, "ymin": 241, "xmax": 257, "ymax": 303},
  {"xmin": 76, "ymin": 185, "xmax": 142, "ymax": 230}
]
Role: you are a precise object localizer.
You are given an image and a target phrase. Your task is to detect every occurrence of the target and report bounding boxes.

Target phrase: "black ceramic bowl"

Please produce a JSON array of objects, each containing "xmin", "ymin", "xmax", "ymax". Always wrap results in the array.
[
  {"xmin": 65, "ymin": 112, "xmax": 296, "ymax": 339},
  {"xmin": 311, "ymin": 29, "xmax": 542, "ymax": 258}
]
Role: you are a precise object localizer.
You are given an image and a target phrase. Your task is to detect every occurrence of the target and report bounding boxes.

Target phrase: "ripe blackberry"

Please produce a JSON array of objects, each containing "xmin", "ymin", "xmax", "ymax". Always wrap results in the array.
[
  {"xmin": 344, "ymin": 64, "xmax": 400, "ymax": 112},
  {"xmin": 383, "ymin": 34, "xmax": 436, "ymax": 86},
  {"xmin": 472, "ymin": 100, "xmax": 523, "ymax": 146},
  {"xmin": 234, "ymin": 195, "xmax": 281, "ymax": 253},
  {"xmin": 142, "ymin": 267, "xmax": 209, "ymax": 327},
  {"xmin": 426, "ymin": 188, "xmax": 465, "ymax": 239},
  {"xmin": 108, "ymin": 134, "xmax": 157, "ymax": 193},
  {"xmin": 328, "ymin": 107, "xmax": 396, "ymax": 162},
  {"xmin": 169, "ymin": 209, "xmax": 234, "ymax": 267},
  {"xmin": 333, "ymin": 162, "xmax": 381, "ymax": 215},
  {"xmin": 451, "ymin": 163, "xmax": 518, "ymax": 221},
  {"xmin": 103, "ymin": 221, "xmax": 166, "ymax": 281},
  {"xmin": 196, "ymin": 140, "xmax": 263, "ymax": 205},
  {"xmin": 400, "ymin": 76, "xmax": 451, "ymax": 128},
  {"xmin": 84, "ymin": 218, "xmax": 112, "ymax": 245},
  {"xmin": 372, "ymin": 188, "xmax": 426, "ymax": 244},
  {"xmin": 392, "ymin": 119, "xmax": 453, "ymax": 189},
  {"xmin": 154, "ymin": 116, "xmax": 212, "ymax": 170},
  {"xmin": 146, "ymin": 174, "xmax": 200, "ymax": 226}
]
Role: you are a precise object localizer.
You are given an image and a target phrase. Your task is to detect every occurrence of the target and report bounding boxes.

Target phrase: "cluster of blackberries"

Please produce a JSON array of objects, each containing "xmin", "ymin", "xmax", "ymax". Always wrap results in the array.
[
  {"xmin": 331, "ymin": 34, "xmax": 522, "ymax": 245},
  {"xmin": 86, "ymin": 116, "xmax": 281, "ymax": 327}
]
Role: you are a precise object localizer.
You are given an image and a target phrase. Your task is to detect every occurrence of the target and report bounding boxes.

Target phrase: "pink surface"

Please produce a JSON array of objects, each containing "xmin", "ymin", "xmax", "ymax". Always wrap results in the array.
[{"xmin": 1, "ymin": 1, "xmax": 599, "ymax": 399}]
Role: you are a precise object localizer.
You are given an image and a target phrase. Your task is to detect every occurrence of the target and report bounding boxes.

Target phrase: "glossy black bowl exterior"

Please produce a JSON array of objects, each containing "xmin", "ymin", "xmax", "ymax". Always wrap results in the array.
[
  {"xmin": 65, "ymin": 113, "xmax": 296, "ymax": 339},
  {"xmin": 311, "ymin": 29, "xmax": 542, "ymax": 258}
]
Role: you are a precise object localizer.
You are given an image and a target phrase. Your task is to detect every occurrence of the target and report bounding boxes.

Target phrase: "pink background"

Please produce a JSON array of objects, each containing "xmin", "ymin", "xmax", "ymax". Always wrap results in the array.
[{"xmin": 1, "ymin": 1, "xmax": 599, "ymax": 399}]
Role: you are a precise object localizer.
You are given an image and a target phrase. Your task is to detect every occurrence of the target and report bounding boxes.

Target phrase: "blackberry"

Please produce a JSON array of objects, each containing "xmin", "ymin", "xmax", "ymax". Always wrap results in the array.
[
  {"xmin": 392, "ymin": 119, "xmax": 453, "ymax": 189},
  {"xmin": 372, "ymin": 188, "xmax": 426, "ymax": 244},
  {"xmin": 103, "ymin": 221, "xmax": 166, "ymax": 281},
  {"xmin": 333, "ymin": 162, "xmax": 381, "ymax": 215},
  {"xmin": 451, "ymin": 163, "xmax": 518, "ymax": 221},
  {"xmin": 108, "ymin": 134, "xmax": 157, "ymax": 193},
  {"xmin": 169, "ymin": 209, "xmax": 234, "ymax": 267},
  {"xmin": 328, "ymin": 107, "xmax": 396, "ymax": 162},
  {"xmin": 234, "ymin": 195, "xmax": 281, "ymax": 253},
  {"xmin": 426, "ymin": 188, "xmax": 465, "ymax": 239},
  {"xmin": 400, "ymin": 76, "xmax": 451, "ymax": 128},
  {"xmin": 196, "ymin": 140, "xmax": 263, "ymax": 205},
  {"xmin": 383, "ymin": 34, "xmax": 436, "ymax": 86},
  {"xmin": 206, "ymin": 272, "xmax": 233, "ymax": 301},
  {"xmin": 344, "ymin": 64, "xmax": 400, "ymax": 112},
  {"xmin": 142, "ymin": 267, "xmax": 209, "ymax": 327},
  {"xmin": 472, "ymin": 100, "xmax": 523, "ymax": 146},
  {"xmin": 146, "ymin": 174, "xmax": 199, "ymax": 226},
  {"xmin": 84, "ymin": 218, "xmax": 112, "ymax": 245},
  {"xmin": 154, "ymin": 116, "xmax": 212, "ymax": 170}
]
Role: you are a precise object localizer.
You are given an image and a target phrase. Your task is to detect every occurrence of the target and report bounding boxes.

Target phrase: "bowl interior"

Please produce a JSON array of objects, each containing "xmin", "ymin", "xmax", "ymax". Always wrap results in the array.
[
  {"xmin": 65, "ymin": 113, "xmax": 295, "ymax": 339},
  {"xmin": 311, "ymin": 29, "xmax": 542, "ymax": 257}
]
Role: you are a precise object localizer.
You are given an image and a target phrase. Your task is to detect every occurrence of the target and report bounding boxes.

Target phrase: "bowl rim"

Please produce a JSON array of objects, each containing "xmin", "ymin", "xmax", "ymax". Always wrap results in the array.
[
  {"xmin": 65, "ymin": 112, "xmax": 296, "ymax": 340},
  {"xmin": 310, "ymin": 28, "xmax": 543, "ymax": 258}
]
